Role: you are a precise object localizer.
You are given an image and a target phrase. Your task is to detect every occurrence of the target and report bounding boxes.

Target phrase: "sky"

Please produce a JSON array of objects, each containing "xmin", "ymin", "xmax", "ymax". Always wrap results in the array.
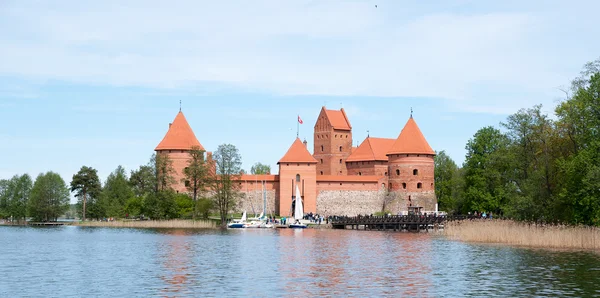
[{"xmin": 1, "ymin": 0, "xmax": 600, "ymax": 202}]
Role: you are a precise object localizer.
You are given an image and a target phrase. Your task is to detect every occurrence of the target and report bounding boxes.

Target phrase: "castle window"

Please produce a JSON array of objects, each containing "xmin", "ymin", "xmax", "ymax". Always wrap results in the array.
[
  {"xmin": 340, "ymin": 183, "xmax": 343, "ymax": 185},
  {"xmin": 339, "ymin": 146, "xmax": 342, "ymax": 152},
  {"xmin": 320, "ymin": 159, "xmax": 323, "ymax": 164},
  {"xmin": 389, "ymin": 183, "xmax": 393, "ymax": 190},
  {"xmin": 181, "ymin": 150, "xmax": 185, "ymax": 153},
  {"xmin": 184, "ymin": 180, "xmax": 190, "ymax": 187},
  {"xmin": 339, "ymin": 171, "xmax": 342, "ymax": 174},
  {"xmin": 321, "ymin": 145, "xmax": 324, "ymax": 152},
  {"xmin": 358, "ymin": 172, "xmax": 362, "ymax": 176},
  {"xmin": 339, "ymin": 159, "xmax": 342, "ymax": 164},
  {"xmin": 431, "ymin": 183, "xmax": 434, "ymax": 188},
  {"xmin": 320, "ymin": 171, "xmax": 323, "ymax": 175},
  {"xmin": 317, "ymin": 135, "xmax": 320, "ymax": 139},
  {"xmin": 297, "ymin": 163, "xmax": 300, "ymax": 166},
  {"xmin": 296, "ymin": 174, "xmax": 301, "ymax": 183},
  {"xmin": 385, "ymin": 172, "xmax": 388, "ymax": 176},
  {"xmin": 286, "ymin": 164, "xmax": 289, "ymax": 166},
  {"xmin": 396, "ymin": 169, "xmax": 400, "ymax": 176},
  {"xmin": 417, "ymin": 183, "xmax": 422, "ymax": 189},
  {"xmin": 335, "ymin": 134, "xmax": 337, "ymax": 138},
  {"xmin": 402, "ymin": 183, "xmax": 407, "ymax": 189},
  {"xmin": 346, "ymin": 135, "xmax": 348, "ymax": 138},
  {"xmin": 413, "ymin": 169, "xmax": 419, "ymax": 176}
]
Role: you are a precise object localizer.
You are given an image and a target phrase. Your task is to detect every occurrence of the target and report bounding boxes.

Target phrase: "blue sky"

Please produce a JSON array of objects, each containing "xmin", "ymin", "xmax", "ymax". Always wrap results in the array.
[{"xmin": 1, "ymin": 0, "xmax": 600, "ymax": 202}]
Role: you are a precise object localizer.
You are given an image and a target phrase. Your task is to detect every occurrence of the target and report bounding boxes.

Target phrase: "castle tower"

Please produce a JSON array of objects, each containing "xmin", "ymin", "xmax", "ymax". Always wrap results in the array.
[
  {"xmin": 386, "ymin": 116, "xmax": 436, "ymax": 211},
  {"xmin": 278, "ymin": 138, "xmax": 318, "ymax": 216},
  {"xmin": 155, "ymin": 111, "xmax": 204, "ymax": 194},
  {"xmin": 313, "ymin": 107, "xmax": 353, "ymax": 176}
]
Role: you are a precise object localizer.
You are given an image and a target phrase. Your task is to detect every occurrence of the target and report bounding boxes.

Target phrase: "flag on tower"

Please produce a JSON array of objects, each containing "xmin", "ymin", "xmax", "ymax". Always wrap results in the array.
[{"xmin": 298, "ymin": 115, "xmax": 303, "ymax": 124}]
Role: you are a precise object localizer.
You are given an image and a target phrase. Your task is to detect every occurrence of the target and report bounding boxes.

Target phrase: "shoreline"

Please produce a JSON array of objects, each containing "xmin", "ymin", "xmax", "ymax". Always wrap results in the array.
[{"xmin": 71, "ymin": 219, "xmax": 217, "ymax": 229}]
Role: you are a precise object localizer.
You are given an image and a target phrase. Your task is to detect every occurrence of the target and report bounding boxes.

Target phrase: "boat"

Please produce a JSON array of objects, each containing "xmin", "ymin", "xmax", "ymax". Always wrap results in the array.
[
  {"xmin": 227, "ymin": 211, "xmax": 248, "ymax": 229},
  {"xmin": 288, "ymin": 185, "xmax": 307, "ymax": 229}
]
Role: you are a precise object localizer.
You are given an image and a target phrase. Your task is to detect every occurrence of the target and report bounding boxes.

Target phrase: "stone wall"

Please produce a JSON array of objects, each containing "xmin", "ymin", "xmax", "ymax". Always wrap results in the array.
[
  {"xmin": 316, "ymin": 190, "xmax": 386, "ymax": 216},
  {"xmin": 236, "ymin": 190, "xmax": 277, "ymax": 215}
]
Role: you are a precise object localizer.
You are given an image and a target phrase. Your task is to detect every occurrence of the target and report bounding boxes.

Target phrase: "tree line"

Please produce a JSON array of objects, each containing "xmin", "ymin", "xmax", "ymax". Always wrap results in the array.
[
  {"xmin": 435, "ymin": 58, "xmax": 600, "ymax": 226},
  {"xmin": 1, "ymin": 143, "xmax": 273, "ymax": 226}
]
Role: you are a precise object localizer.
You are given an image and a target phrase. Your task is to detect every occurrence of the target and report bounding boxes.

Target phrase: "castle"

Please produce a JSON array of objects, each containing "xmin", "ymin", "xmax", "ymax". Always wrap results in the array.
[{"xmin": 155, "ymin": 107, "xmax": 436, "ymax": 217}]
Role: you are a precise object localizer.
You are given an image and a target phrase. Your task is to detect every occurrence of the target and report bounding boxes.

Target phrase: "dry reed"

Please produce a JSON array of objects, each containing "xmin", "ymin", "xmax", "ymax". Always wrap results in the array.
[
  {"xmin": 444, "ymin": 219, "xmax": 600, "ymax": 250},
  {"xmin": 73, "ymin": 219, "xmax": 216, "ymax": 229}
]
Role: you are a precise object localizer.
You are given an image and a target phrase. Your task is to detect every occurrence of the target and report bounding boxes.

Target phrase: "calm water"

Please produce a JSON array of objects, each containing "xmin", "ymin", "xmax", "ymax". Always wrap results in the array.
[{"xmin": 1, "ymin": 226, "xmax": 599, "ymax": 297}]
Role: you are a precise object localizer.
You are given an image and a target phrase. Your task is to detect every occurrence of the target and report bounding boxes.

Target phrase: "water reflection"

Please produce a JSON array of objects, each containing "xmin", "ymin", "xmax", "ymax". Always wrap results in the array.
[{"xmin": 158, "ymin": 229, "xmax": 195, "ymax": 296}]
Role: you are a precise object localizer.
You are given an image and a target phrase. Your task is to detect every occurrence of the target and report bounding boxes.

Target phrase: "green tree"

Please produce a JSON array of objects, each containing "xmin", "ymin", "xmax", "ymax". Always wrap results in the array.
[
  {"xmin": 2, "ymin": 174, "xmax": 33, "ymax": 222},
  {"xmin": 462, "ymin": 126, "xmax": 513, "ymax": 215},
  {"xmin": 153, "ymin": 153, "xmax": 175, "ymax": 192},
  {"xmin": 174, "ymin": 193, "xmax": 194, "ymax": 218},
  {"xmin": 70, "ymin": 166, "xmax": 102, "ymax": 221},
  {"xmin": 130, "ymin": 165, "xmax": 155, "ymax": 198},
  {"xmin": 196, "ymin": 198, "xmax": 213, "ymax": 220},
  {"xmin": 250, "ymin": 162, "xmax": 271, "ymax": 175},
  {"xmin": 101, "ymin": 166, "xmax": 134, "ymax": 218},
  {"xmin": 28, "ymin": 172, "xmax": 70, "ymax": 222},
  {"xmin": 212, "ymin": 144, "xmax": 242, "ymax": 226},
  {"xmin": 124, "ymin": 196, "xmax": 144, "ymax": 218},
  {"xmin": 182, "ymin": 146, "xmax": 211, "ymax": 219},
  {"xmin": 434, "ymin": 151, "xmax": 459, "ymax": 213},
  {"xmin": 0, "ymin": 179, "xmax": 9, "ymax": 218},
  {"xmin": 143, "ymin": 190, "xmax": 178, "ymax": 220}
]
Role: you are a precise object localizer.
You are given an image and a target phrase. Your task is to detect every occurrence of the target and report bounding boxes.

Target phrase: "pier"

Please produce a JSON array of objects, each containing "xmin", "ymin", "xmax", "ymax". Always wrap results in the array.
[{"xmin": 330, "ymin": 215, "xmax": 446, "ymax": 232}]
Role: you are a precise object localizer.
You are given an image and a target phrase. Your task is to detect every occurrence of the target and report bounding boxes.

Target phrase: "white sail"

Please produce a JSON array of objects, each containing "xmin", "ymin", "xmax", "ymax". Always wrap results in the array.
[
  {"xmin": 241, "ymin": 211, "xmax": 247, "ymax": 222},
  {"xmin": 294, "ymin": 185, "xmax": 303, "ymax": 221}
]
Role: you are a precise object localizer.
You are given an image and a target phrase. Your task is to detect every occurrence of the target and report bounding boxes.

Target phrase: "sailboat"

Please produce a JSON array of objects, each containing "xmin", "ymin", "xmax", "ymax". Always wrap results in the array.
[
  {"xmin": 227, "ymin": 211, "xmax": 247, "ymax": 229},
  {"xmin": 289, "ymin": 185, "xmax": 307, "ymax": 229}
]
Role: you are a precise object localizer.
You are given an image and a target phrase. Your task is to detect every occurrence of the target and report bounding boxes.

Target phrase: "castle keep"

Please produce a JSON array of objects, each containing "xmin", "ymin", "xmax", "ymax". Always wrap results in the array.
[{"xmin": 155, "ymin": 107, "xmax": 436, "ymax": 217}]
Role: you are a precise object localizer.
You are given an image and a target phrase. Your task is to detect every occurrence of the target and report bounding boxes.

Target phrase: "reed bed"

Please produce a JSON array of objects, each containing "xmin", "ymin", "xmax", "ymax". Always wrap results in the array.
[
  {"xmin": 73, "ymin": 219, "xmax": 217, "ymax": 229},
  {"xmin": 444, "ymin": 219, "xmax": 600, "ymax": 250}
]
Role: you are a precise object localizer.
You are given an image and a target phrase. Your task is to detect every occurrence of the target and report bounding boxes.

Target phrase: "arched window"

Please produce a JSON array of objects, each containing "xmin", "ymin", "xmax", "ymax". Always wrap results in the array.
[
  {"xmin": 339, "ymin": 146, "xmax": 342, "ymax": 152},
  {"xmin": 385, "ymin": 172, "xmax": 388, "ymax": 176},
  {"xmin": 335, "ymin": 134, "xmax": 337, "ymax": 138},
  {"xmin": 358, "ymin": 172, "xmax": 362, "ymax": 176},
  {"xmin": 320, "ymin": 159, "xmax": 323, "ymax": 164},
  {"xmin": 396, "ymin": 169, "xmax": 400, "ymax": 176},
  {"xmin": 339, "ymin": 159, "xmax": 342, "ymax": 164},
  {"xmin": 402, "ymin": 183, "xmax": 407, "ymax": 189},
  {"xmin": 413, "ymin": 169, "xmax": 419, "ymax": 176},
  {"xmin": 389, "ymin": 183, "xmax": 393, "ymax": 190},
  {"xmin": 321, "ymin": 145, "xmax": 324, "ymax": 152},
  {"xmin": 417, "ymin": 182, "xmax": 422, "ymax": 189},
  {"xmin": 320, "ymin": 171, "xmax": 323, "ymax": 175},
  {"xmin": 296, "ymin": 174, "xmax": 301, "ymax": 183}
]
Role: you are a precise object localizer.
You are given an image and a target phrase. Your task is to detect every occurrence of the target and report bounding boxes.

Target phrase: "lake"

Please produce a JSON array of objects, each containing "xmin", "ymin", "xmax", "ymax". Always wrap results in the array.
[{"xmin": 1, "ymin": 226, "xmax": 599, "ymax": 297}]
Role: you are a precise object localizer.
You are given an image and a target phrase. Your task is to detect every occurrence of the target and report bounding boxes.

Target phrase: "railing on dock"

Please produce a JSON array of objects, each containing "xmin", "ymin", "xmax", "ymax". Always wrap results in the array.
[{"xmin": 330, "ymin": 214, "xmax": 447, "ymax": 232}]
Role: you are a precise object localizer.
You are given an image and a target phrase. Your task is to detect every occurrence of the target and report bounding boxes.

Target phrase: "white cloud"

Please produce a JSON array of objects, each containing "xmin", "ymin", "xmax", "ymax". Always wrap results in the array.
[{"xmin": 1, "ymin": 0, "xmax": 599, "ymax": 114}]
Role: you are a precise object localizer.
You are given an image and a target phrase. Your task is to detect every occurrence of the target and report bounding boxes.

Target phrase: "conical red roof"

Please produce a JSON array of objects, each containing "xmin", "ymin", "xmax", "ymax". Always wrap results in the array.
[
  {"xmin": 278, "ymin": 138, "xmax": 318, "ymax": 164},
  {"xmin": 155, "ymin": 111, "xmax": 204, "ymax": 151},
  {"xmin": 347, "ymin": 137, "xmax": 395, "ymax": 162},
  {"xmin": 387, "ymin": 117, "xmax": 435, "ymax": 155}
]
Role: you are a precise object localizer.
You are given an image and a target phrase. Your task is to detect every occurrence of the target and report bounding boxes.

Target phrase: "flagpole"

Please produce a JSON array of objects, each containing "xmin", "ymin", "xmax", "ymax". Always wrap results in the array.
[{"xmin": 297, "ymin": 115, "xmax": 299, "ymax": 138}]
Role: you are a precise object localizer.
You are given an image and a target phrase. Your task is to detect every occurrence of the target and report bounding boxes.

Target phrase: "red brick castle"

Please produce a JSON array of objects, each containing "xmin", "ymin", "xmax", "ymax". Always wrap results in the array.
[{"xmin": 155, "ymin": 107, "xmax": 436, "ymax": 216}]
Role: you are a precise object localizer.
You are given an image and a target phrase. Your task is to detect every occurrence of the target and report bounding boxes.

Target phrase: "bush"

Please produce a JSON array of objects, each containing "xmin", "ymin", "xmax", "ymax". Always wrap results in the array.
[{"xmin": 197, "ymin": 198, "xmax": 213, "ymax": 220}]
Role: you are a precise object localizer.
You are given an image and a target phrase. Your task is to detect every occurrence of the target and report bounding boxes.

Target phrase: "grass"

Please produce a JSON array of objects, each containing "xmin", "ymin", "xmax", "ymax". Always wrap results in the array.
[
  {"xmin": 444, "ymin": 219, "xmax": 600, "ymax": 250},
  {"xmin": 73, "ymin": 219, "xmax": 217, "ymax": 229}
]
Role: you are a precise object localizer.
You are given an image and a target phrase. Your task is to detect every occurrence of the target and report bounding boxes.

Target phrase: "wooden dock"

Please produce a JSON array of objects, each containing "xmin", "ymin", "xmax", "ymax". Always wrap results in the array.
[
  {"xmin": 330, "ymin": 215, "xmax": 446, "ymax": 232},
  {"xmin": 28, "ymin": 222, "xmax": 67, "ymax": 226}
]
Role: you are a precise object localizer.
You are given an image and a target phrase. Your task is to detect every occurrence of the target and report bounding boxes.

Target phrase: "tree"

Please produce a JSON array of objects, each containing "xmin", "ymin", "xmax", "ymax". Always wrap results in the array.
[
  {"xmin": 196, "ymin": 198, "xmax": 213, "ymax": 219},
  {"xmin": 182, "ymin": 146, "xmax": 211, "ymax": 219},
  {"xmin": 2, "ymin": 174, "xmax": 33, "ymax": 222},
  {"xmin": 250, "ymin": 163, "xmax": 271, "ymax": 175},
  {"xmin": 130, "ymin": 165, "xmax": 155, "ymax": 198},
  {"xmin": 153, "ymin": 153, "xmax": 175, "ymax": 192},
  {"xmin": 212, "ymin": 144, "xmax": 242, "ymax": 226},
  {"xmin": 434, "ymin": 151, "xmax": 459, "ymax": 212},
  {"xmin": 0, "ymin": 179, "xmax": 9, "ymax": 218},
  {"xmin": 70, "ymin": 166, "xmax": 102, "ymax": 221},
  {"xmin": 462, "ymin": 127, "xmax": 513, "ymax": 215},
  {"xmin": 142, "ymin": 190, "xmax": 178, "ymax": 220},
  {"xmin": 124, "ymin": 196, "xmax": 144, "ymax": 218},
  {"xmin": 101, "ymin": 166, "xmax": 134, "ymax": 218},
  {"xmin": 28, "ymin": 172, "xmax": 70, "ymax": 222}
]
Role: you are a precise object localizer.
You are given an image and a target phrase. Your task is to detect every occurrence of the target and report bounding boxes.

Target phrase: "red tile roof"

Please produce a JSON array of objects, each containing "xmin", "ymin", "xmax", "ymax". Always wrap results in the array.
[
  {"xmin": 324, "ymin": 107, "xmax": 351, "ymax": 131},
  {"xmin": 278, "ymin": 138, "xmax": 318, "ymax": 164},
  {"xmin": 317, "ymin": 175, "xmax": 384, "ymax": 182},
  {"xmin": 346, "ymin": 137, "xmax": 396, "ymax": 162},
  {"xmin": 387, "ymin": 117, "xmax": 435, "ymax": 155},
  {"xmin": 155, "ymin": 111, "xmax": 204, "ymax": 151}
]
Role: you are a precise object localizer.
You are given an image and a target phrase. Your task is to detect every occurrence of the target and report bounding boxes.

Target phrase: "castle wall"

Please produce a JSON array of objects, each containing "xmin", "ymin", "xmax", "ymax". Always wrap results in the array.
[
  {"xmin": 346, "ymin": 161, "xmax": 389, "ymax": 177},
  {"xmin": 157, "ymin": 150, "xmax": 190, "ymax": 194},
  {"xmin": 316, "ymin": 190, "xmax": 385, "ymax": 216},
  {"xmin": 387, "ymin": 154, "xmax": 435, "ymax": 192},
  {"xmin": 236, "ymin": 190, "xmax": 277, "ymax": 215}
]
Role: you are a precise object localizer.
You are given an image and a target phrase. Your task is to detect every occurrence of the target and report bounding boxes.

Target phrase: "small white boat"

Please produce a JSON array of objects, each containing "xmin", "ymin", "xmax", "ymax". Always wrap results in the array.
[
  {"xmin": 289, "ymin": 185, "xmax": 307, "ymax": 229},
  {"xmin": 227, "ymin": 211, "xmax": 248, "ymax": 229}
]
